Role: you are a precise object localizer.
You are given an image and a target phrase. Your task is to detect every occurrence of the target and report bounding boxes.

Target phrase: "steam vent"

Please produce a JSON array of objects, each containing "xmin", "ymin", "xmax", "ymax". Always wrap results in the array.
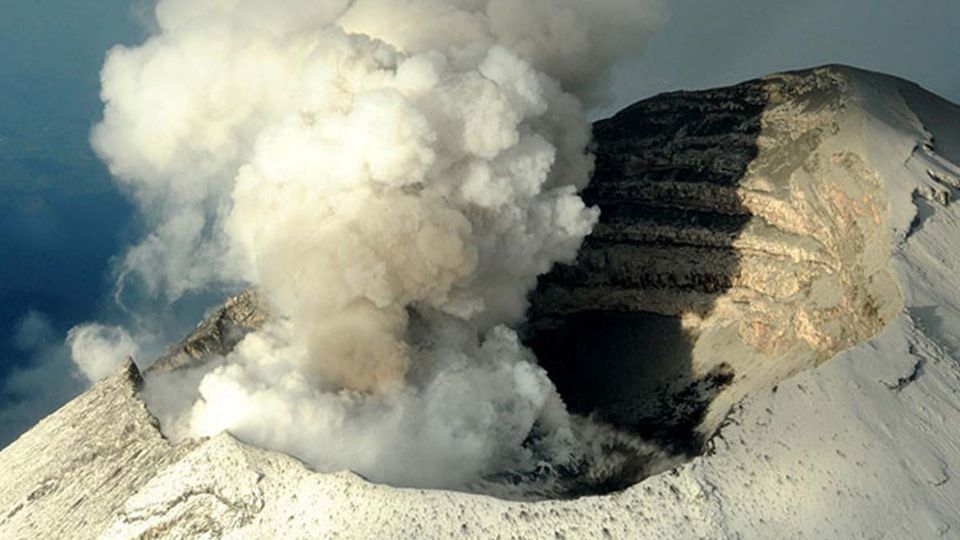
[{"xmin": 5, "ymin": 65, "xmax": 960, "ymax": 538}]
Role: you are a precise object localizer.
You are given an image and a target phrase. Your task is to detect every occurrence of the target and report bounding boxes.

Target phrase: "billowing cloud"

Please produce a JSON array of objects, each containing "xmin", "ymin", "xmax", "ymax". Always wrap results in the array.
[
  {"xmin": 67, "ymin": 323, "xmax": 140, "ymax": 382},
  {"xmin": 90, "ymin": 0, "xmax": 664, "ymax": 491}
]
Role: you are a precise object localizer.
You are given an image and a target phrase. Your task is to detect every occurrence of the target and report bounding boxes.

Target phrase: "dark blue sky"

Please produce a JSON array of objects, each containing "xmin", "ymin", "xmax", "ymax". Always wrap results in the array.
[
  {"xmin": 0, "ymin": 0, "xmax": 145, "ymax": 390},
  {"xmin": 0, "ymin": 0, "xmax": 958, "ymax": 441}
]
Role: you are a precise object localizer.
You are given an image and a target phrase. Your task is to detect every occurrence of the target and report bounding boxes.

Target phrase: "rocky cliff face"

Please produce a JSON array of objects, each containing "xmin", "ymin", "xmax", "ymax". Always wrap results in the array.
[
  {"xmin": 7, "ymin": 65, "xmax": 960, "ymax": 538},
  {"xmin": 527, "ymin": 67, "xmax": 901, "ymax": 451},
  {"xmin": 149, "ymin": 290, "xmax": 268, "ymax": 374}
]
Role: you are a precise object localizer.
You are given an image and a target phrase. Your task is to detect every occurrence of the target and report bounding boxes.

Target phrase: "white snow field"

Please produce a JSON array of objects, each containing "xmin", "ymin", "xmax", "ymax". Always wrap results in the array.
[{"xmin": 2, "ymin": 65, "xmax": 960, "ymax": 539}]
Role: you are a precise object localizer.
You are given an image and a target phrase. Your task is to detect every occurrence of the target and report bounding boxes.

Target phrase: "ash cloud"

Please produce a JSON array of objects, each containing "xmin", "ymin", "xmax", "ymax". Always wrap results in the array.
[
  {"xmin": 88, "ymin": 0, "xmax": 664, "ymax": 491},
  {"xmin": 67, "ymin": 323, "xmax": 140, "ymax": 382}
]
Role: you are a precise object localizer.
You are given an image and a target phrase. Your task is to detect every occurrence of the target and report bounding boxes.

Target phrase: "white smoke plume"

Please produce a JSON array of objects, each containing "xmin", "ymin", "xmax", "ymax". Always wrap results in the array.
[
  {"xmin": 92, "ymin": 0, "xmax": 664, "ymax": 491},
  {"xmin": 67, "ymin": 324, "xmax": 140, "ymax": 382}
]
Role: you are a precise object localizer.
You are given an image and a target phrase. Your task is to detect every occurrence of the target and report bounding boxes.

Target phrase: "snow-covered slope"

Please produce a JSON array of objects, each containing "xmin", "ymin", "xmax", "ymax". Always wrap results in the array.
[{"xmin": 2, "ymin": 65, "xmax": 960, "ymax": 539}]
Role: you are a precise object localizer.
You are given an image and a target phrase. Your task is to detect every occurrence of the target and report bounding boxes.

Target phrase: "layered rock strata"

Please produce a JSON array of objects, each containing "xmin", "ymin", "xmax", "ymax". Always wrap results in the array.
[{"xmin": 527, "ymin": 67, "xmax": 901, "ymax": 449}]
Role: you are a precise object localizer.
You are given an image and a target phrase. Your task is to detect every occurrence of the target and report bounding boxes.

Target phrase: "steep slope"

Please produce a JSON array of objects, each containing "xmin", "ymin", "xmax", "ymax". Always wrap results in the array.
[
  {"xmin": 149, "ymin": 290, "xmax": 268, "ymax": 374},
  {"xmin": 3, "ymin": 65, "xmax": 960, "ymax": 538},
  {"xmin": 0, "ymin": 360, "xmax": 195, "ymax": 539}
]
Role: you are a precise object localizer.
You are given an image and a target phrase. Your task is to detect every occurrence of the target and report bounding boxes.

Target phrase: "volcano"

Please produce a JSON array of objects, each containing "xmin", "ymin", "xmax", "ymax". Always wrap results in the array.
[{"xmin": 3, "ymin": 65, "xmax": 960, "ymax": 538}]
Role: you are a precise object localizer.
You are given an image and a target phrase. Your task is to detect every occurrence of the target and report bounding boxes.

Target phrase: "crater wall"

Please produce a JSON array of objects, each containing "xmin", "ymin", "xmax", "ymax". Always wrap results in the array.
[{"xmin": 526, "ymin": 66, "xmax": 902, "ymax": 451}]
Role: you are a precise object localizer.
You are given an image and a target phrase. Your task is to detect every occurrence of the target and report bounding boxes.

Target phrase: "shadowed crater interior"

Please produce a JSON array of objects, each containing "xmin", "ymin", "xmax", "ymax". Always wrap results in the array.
[{"xmin": 524, "ymin": 82, "xmax": 766, "ymax": 456}]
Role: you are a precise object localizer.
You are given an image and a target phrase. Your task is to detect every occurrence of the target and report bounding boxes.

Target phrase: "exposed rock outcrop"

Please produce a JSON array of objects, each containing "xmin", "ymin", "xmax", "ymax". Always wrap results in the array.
[
  {"xmin": 527, "ymin": 66, "xmax": 901, "ymax": 450},
  {"xmin": 148, "ymin": 290, "xmax": 268, "ymax": 373}
]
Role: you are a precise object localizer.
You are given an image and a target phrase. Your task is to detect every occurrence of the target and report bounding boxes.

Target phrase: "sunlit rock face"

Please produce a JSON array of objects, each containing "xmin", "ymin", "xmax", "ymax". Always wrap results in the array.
[
  {"xmin": 526, "ymin": 66, "xmax": 901, "ymax": 452},
  {"xmin": 149, "ymin": 290, "xmax": 268, "ymax": 373}
]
